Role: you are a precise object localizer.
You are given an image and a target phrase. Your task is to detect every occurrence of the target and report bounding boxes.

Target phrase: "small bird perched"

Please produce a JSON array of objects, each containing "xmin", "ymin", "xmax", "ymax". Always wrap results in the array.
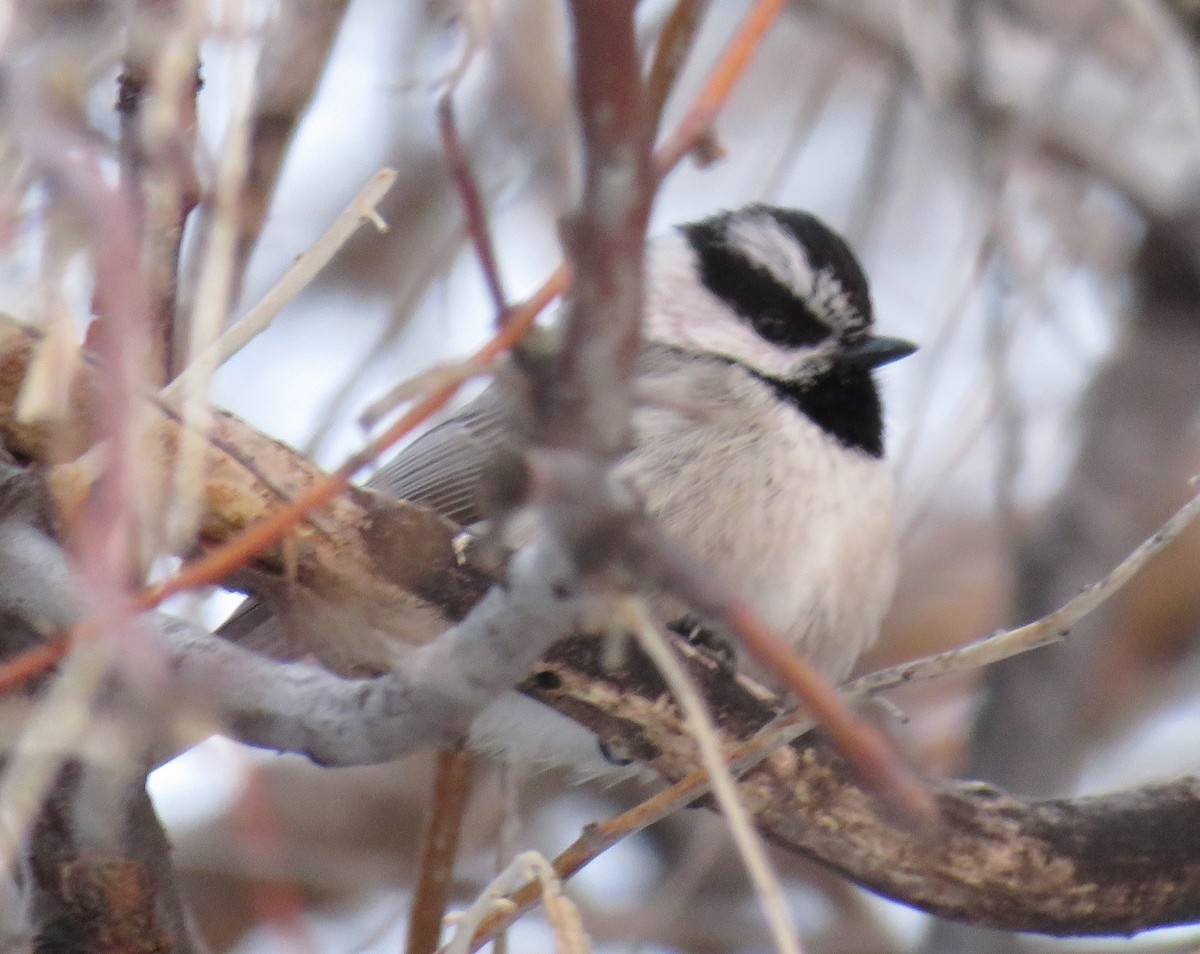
[
  {"xmin": 365, "ymin": 203, "xmax": 915, "ymax": 767},
  {"xmin": 223, "ymin": 204, "xmax": 914, "ymax": 770}
]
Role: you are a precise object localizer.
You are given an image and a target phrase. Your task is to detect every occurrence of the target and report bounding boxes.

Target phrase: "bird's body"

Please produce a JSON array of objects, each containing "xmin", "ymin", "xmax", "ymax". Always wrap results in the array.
[
  {"xmin": 617, "ymin": 343, "xmax": 898, "ymax": 683},
  {"xmin": 227, "ymin": 204, "xmax": 912, "ymax": 772}
]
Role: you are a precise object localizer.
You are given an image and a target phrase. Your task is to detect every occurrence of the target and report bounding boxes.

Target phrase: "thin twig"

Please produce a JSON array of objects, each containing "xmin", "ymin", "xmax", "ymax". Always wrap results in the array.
[
  {"xmin": 623, "ymin": 601, "xmax": 802, "ymax": 954},
  {"xmin": 653, "ymin": 0, "xmax": 789, "ymax": 178},
  {"xmin": 645, "ymin": 0, "xmax": 713, "ymax": 134},
  {"xmin": 437, "ymin": 94, "xmax": 508, "ymax": 319},
  {"xmin": 0, "ymin": 642, "xmax": 68, "ymax": 695},
  {"xmin": 161, "ymin": 168, "xmax": 398, "ymax": 404},
  {"xmin": 357, "ymin": 358, "xmax": 486, "ymax": 433},
  {"xmin": 445, "ymin": 852, "xmax": 590, "ymax": 954},
  {"xmin": 854, "ymin": 478, "xmax": 1200, "ymax": 695},
  {"xmin": 170, "ymin": 23, "xmax": 255, "ymax": 548},
  {"xmin": 406, "ymin": 748, "xmax": 477, "ymax": 954}
]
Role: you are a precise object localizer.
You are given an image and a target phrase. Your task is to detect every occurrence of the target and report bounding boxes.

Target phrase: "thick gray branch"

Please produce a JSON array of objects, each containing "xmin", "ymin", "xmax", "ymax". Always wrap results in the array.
[
  {"xmin": 160, "ymin": 543, "xmax": 593, "ymax": 766},
  {"xmin": 1, "ymin": 480, "xmax": 1200, "ymax": 935}
]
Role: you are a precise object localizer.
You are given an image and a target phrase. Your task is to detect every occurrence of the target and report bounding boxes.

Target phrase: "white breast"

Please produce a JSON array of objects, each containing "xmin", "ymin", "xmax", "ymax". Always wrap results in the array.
[
  {"xmin": 620, "ymin": 353, "xmax": 898, "ymax": 683},
  {"xmin": 467, "ymin": 354, "xmax": 898, "ymax": 773}
]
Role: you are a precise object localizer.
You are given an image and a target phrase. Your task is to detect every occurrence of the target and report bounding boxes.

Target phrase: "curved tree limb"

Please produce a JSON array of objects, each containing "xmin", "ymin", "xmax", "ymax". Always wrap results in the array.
[
  {"xmin": 0, "ymin": 393, "xmax": 1196, "ymax": 937},
  {"xmin": 515, "ymin": 635, "xmax": 1200, "ymax": 939},
  {"xmin": 2, "ymin": 295, "xmax": 1200, "ymax": 937}
]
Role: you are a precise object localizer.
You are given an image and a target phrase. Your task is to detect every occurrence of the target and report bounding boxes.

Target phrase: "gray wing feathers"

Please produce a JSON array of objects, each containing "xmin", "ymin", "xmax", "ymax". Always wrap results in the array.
[
  {"xmin": 365, "ymin": 385, "xmax": 516, "ymax": 527},
  {"xmin": 218, "ymin": 386, "xmax": 514, "ymax": 654},
  {"xmin": 217, "ymin": 598, "xmax": 305, "ymax": 659}
]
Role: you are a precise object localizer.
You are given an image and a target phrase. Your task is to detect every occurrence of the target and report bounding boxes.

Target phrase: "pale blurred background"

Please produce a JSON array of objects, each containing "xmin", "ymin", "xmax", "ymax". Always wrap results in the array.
[{"xmin": 6, "ymin": 0, "xmax": 1200, "ymax": 951}]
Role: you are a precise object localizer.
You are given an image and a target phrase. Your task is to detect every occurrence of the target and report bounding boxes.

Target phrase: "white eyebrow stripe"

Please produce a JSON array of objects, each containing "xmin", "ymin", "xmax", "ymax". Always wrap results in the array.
[
  {"xmin": 726, "ymin": 214, "xmax": 817, "ymax": 301},
  {"xmin": 808, "ymin": 270, "xmax": 860, "ymax": 334},
  {"xmin": 725, "ymin": 214, "xmax": 861, "ymax": 334}
]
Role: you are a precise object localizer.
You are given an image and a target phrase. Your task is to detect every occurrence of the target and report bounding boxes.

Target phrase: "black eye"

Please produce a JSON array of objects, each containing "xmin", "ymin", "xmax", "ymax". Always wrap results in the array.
[{"xmin": 681, "ymin": 217, "xmax": 831, "ymax": 348}]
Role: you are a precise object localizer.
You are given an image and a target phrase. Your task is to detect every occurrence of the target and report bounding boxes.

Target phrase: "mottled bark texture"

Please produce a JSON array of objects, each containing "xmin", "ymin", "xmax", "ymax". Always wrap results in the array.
[{"xmin": 523, "ymin": 636, "xmax": 1200, "ymax": 937}]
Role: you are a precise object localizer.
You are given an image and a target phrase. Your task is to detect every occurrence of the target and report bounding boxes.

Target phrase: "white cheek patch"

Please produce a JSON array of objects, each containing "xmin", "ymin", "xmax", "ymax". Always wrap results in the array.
[
  {"xmin": 640, "ymin": 233, "xmax": 801, "ymax": 378},
  {"xmin": 726, "ymin": 214, "xmax": 860, "ymax": 335},
  {"xmin": 641, "ymin": 230, "xmax": 842, "ymax": 380}
]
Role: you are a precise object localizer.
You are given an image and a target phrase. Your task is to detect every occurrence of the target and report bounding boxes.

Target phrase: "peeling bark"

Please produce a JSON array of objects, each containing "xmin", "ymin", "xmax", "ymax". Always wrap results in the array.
[{"xmin": 523, "ymin": 636, "xmax": 1200, "ymax": 937}]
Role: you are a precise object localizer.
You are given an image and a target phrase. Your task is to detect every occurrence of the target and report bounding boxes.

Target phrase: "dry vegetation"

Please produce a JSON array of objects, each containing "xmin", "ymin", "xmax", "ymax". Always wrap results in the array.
[{"xmin": 0, "ymin": 1, "xmax": 1199, "ymax": 952}]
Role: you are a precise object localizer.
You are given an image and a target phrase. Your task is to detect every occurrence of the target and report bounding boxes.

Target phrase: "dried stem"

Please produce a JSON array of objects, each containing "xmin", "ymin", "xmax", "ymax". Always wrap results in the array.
[
  {"xmin": 623, "ymin": 601, "xmax": 802, "ymax": 954},
  {"xmin": 645, "ymin": 0, "xmax": 713, "ymax": 134},
  {"xmin": 161, "ymin": 168, "xmax": 398, "ymax": 404},
  {"xmin": 171, "ymin": 25, "xmax": 254, "ymax": 546},
  {"xmin": 854, "ymin": 477, "xmax": 1200, "ymax": 695},
  {"xmin": 653, "ymin": 0, "xmax": 789, "ymax": 178},
  {"xmin": 406, "ymin": 748, "xmax": 477, "ymax": 954},
  {"xmin": 445, "ymin": 852, "xmax": 588, "ymax": 954},
  {"xmin": 437, "ymin": 94, "xmax": 508, "ymax": 319}
]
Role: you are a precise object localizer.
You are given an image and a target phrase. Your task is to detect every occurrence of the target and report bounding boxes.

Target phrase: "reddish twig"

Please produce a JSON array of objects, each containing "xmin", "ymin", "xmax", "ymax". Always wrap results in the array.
[
  {"xmin": 406, "ymin": 748, "xmax": 477, "ymax": 954},
  {"xmin": 0, "ymin": 642, "xmax": 69, "ymax": 695},
  {"xmin": 645, "ymin": 0, "xmax": 713, "ymax": 134},
  {"xmin": 437, "ymin": 94, "xmax": 508, "ymax": 320},
  {"xmin": 653, "ymin": 0, "xmax": 788, "ymax": 178},
  {"xmin": 724, "ymin": 599, "xmax": 936, "ymax": 828}
]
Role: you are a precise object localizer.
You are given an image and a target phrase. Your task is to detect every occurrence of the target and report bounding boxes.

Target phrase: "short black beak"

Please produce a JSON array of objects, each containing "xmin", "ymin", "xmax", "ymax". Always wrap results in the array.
[{"xmin": 837, "ymin": 334, "xmax": 918, "ymax": 369}]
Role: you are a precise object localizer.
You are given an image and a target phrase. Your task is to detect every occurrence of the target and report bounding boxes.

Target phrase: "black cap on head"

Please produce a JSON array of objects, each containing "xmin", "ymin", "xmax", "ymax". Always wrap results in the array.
[{"xmin": 680, "ymin": 205, "xmax": 873, "ymax": 349}]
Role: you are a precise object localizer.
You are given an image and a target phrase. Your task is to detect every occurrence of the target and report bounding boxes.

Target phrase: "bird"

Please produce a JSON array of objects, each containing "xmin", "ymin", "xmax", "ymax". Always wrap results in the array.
[
  {"xmin": 359, "ymin": 203, "xmax": 915, "ymax": 769},
  {"xmin": 222, "ymin": 203, "xmax": 915, "ymax": 773}
]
